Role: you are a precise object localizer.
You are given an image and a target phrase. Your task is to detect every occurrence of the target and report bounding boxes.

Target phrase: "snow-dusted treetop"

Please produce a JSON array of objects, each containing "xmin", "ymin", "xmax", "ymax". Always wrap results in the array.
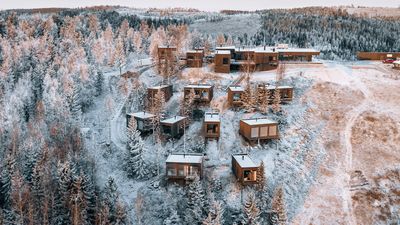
[
  {"xmin": 166, "ymin": 153, "xmax": 204, "ymax": 164},
  {"xmin": 241, "ymin": 118, "xmax": 277, "ymax": 126},
  {"xmin": 232, "ymin": 154, "xmax": 258, "ymax": 168}
]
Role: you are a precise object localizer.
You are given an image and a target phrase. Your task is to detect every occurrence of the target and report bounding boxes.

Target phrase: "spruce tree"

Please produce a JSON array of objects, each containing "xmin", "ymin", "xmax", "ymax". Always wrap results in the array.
[
  {"xmin": 256, "ymin": 162, "xmax": 266, "ymax": 192},
  {"xmin": 125, "ymin": 118, "xmax": 149, "ymax": 179},
  {"xmin": 185, "ymin": 175, "xmax": 206, "ymax": 224},
  {"xmin": 242, "ymin": 192, "xmax": 260, "ymax": 225},
  {"xmin": 271, "ymin": 186, "xmax": 287, "ymax": 225},
  {"xmin": 203, "ymin": 200, "xmax": 224, "ymax": 225},
  {"xmin": 95, "ymin": 71, "xmax": 104, "ymax": 97},
  {"xmin": 163, "ymin": 210, "xmax": 181, "ymax": 225}
]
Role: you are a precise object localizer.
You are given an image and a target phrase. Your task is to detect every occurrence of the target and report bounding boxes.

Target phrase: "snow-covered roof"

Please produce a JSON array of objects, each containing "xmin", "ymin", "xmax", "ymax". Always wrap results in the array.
[
  {"xmin": 215, "ymin": 50, "xmax": 231, "ymax": 55},
  {"xmin": 228, "ymin": 86, "xmax": 244, "ymax": 92},
  {"xmin": 185, "ymin": 84, "xmax": 212, "ymax": 89},
  {"xmin": 166, "ymin": 154, "xmax": 203, "ymax": 164},
  {"xmin": 266, "ymin": 85, "xmax": 293, "ymax": 90},
  {"xmin": 233, "ymin": 154, "xmax": 258, "ymax": 168},
  {"xmin": 204, "ymin": 112, "xmax": 220, "ymax": 123},
  {"xmin": 148, "ymin": 84, "xmax": 171, "ymax": 90},
  {"xmin": 216, "ymin": 46, "xmax": 235, "ymax": 50},
  {"xmin": 241, "ymin": 118, "xmax": 277, "ymax": 126},
  {"xmin": 187, "ymin": 50, "xmax": 203, "ymax": 54},
  {"xmin": 277, "ymin": 48, "xmax": 320, "ymax": 54},
  {"xmin": 158, "ymin": 45, "xmax": 177, "ymax": 49},
  {"xmin": 161, "ymin": 116, "xmax": 186, "ymax": 125},
  {"xmin": 130, "ymin": 111, "xmax": 155, "ymax": 119}
]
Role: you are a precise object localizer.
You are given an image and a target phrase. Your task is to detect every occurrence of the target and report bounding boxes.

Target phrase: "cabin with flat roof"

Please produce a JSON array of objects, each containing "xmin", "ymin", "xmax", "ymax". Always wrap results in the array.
[
  {"xmin": 158, "ymin": 46, "xmax": 177, "ymax": 61},
  {"xmin": 147, "ymin": 84, "xmax": 173, "ymax": 102},
  {"xmin": 357, "ymin": 52, "xmax": 400, "ymax": 60},
  {"xmin": 254, "ymin": 50, "xmax": 279, "ymax": 71},
  {"xmin": 232, "ymin": 154, "xmax": 259, "ymax": 185},
  {"xmin": 277, "ymin": 48, "xmax": 320, "ymax": 62},
  {"xmin": 257, "ymin": 85, "xmax": 294, "ymax": 103},
  {"xmin": 160, "ymin": 116, "xmax": 188, "ymax": 138},
  {"xmin": 186, "ymin": 50, "xmax": 204, "ymax": 68},
  {"xmin": 214, "ymin": 50, "xmax": 231, "ymax": 73},
  {"xmin": 239, "ymin": 118, "xmax": 279, "ymax": 143},
  {"xmin": 184, "ymin": 84, "xmax": 214, "ymax": 104},
  {"xmin": 227, "ymin": 85, "xmax": 244, "ymax": 107},
  {"xmin": 203, "ymin": 112, "xmax": 220, "ymax": 139},
  {"xmin": 126, "ymin": 111, "xmax": 155, "ymax": 133},
  {"xmin": 166, "ymin": 153, "xmax": 204, "ymax": 184}
]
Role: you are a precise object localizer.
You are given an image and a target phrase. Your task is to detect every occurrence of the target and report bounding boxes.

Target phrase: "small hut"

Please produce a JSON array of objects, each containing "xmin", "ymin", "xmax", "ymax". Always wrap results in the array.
[
  {"xmin": 126, "ymin": 112, "xmax": 155, "ymax": 133},
  {"xmin": 214, "ymin": 50, "xmax": 231, "ymax": 73},
  {"xmin": 258, "ymin": 85, "xmax": 294, "ymax": 103},
  {"xmin": 160, "ymin": 116, "xmax": 188, "ymax": 138},
  {"xmin": 184, "ymin": 84, "xmax": 214, "ymax": 104},
  {"xmin": 232, "ymin": 154, "xmax": 259, "ymax": 185},
  {"xmin": 239, "ymin": 118, "xmax": 279, "ymax": 143},
  {"xmin": 157, "ymin": 46, "xmax": 177, "ymax": 61},
  {"xmin": 147, "ymin": 84, "xmax": 173, "ymax": 102},
  {"xmin": 186, "ymin": 50, "xmax": 204, "ymax": 68},
  {"xmin": 394, "ymin": 61, "xmax": 400, "ymax": 70},
  {"xmin": 227, "ymin": 85, "xmax": 244, "ymax": 107},
  {"xmin": 166, "ymin": 153, "xmax": 204, "ymax": 184},
  {"xmin": 203, "ymin": 112, "xmax": 220, "ymax": 139}
]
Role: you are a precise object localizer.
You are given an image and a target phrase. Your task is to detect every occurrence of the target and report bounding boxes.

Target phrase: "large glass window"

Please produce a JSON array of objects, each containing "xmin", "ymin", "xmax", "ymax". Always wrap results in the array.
[
  {"xmin": 233, "ymin": 93, "xmax": 241, "ymax": 101},
  {"xmin": 243, "ymin": 170, "xmax": 257, "ymax": 181},
  {"xmin": 167, "ymin": 167, "xmax": 177, "ymax": 176},
  {"xmin": 137, "ymin": 120, "xmax": 143, "ymax": 130},
  {"xmin": 269, "ymin": 125, "xmax": 277, "ymax": 136},
  {"xmin": 251, "ymin": 127, "xmax": 259, "ymax": 138},
  {"xmin": 260, "ymin": 126, "xmax": 269, "ymax": 137},
  {"xmin": 178, "ymin": 168, "xmax": 184, "ymax": 176},
  {"xmin": 206, "ymin": 124, "xmax": 218, "ymax": 134},
  {"xmin": 223, "ymin": 58, "xmax": 229, "ymax": 65},
  {"xmin": 201, "ymin": 90, "xmax": 209, "ymax": 99}
]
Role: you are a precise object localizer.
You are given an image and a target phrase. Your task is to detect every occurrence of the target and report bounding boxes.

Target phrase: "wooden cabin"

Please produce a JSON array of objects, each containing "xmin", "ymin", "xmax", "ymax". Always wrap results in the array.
[
  {"xmin": 254, "ymin": 50, "xmax": 279, "ymax": 71},
  {"xmin": 239, "ymin": 118, "xmax": 279, "ymax": 143},
  {"xmin": 277, "ymin": 48, "xmax": 320, "ymax": 62},
  {"xmin": 186, "ymin": 50, "xmax": 204, "ymax": 68},
  {"xmin": 160, "ymin": 116, "xmax": 188, "ymax": 138},
  {"xmin": 184, "ymin": 84, "xmax": 214, "ymax": 104},
  {"xmin": 166, "ymin": 153, "xmax": 204, "ymax": 184},
  {"xmin": 214, "ymin": 50, "xmax": 231, "ymax": 73},
  {"xmin": 227, "ymin": 86, "xmax": 244, "ymax": 107},
  {"xmin": 394, "ymin": 61, "xmax": 400, "ymax": 70},
  {"xmin": 257, "ymin": 85, "xmax": 294, "ymax": 103},
  {"xmin": 158, "ymin": 46, "xmax": 177, "ymax": 61},
  {"xmin": 357, "ymin": 52, "xmax": 400, "ymax": 60},
  {"xmin": 203, "ymin": 112, "xmax": 220, "ymax": 139},
  {"xmin": 232, "ymin": 154, "xmax": 259, "ymax": 185},
  {"xmin": 126, "ymin": 111, "xmax": 155, "ymax": 133},
  {"xmin": 147, "ymin": 84, "xmax": 173, "ymax": 102}
]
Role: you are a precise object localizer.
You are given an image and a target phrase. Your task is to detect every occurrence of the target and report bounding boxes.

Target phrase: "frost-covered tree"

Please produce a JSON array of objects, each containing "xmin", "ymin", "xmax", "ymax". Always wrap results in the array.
[
  {"xmin": 203, "ymin": 200, "xmax": 224, "ymax": 225},
  {"xmin": 242, "ymin": 192, "xmax": 260, "ymax": 225},
  {"xmin": 216, "ymin": 34, "xmax": 225, "ymax": 47},
  {"xmin": 271, "ymin": 186, "xmax": 287, "ymax": 225},
  {"xmin": 124, "ymin": 118, "xmax": 149, "ymax": 179},
  {"xmin": 185, "ymin": 175, "xmax": 206, "ymax": 224},
  {"xmin": 256, "ymin": 161, "xmax": 266, "ymax": 192},
  {"xmin": 163, "ymin": 210, "xmax": 181, "ymax": 225}
]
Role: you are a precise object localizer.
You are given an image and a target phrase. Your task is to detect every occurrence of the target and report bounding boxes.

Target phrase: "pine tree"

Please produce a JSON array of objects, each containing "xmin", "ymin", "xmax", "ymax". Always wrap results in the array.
[
  {"xmin": 270, "ymin": 186, "xmax": 287, "ymax": 225},
  {"xmin": 95, "ymin": 71, "xmax": 104, "ymax": 97},
  {"xmin": 114, "ymin": 200, "xmax": 128, "ymax": 225},
  {"xmin": 256, "ymin": 162, "xmax": 266, "ymax": 192},
  {"xmin": 242, "ymin": 80, "xmax": 256, "ymax": 113},
  {"xmin": 125, "ymin": 118, "xmax": 149, "ymax": 179},
  {"xmin": 149, "ymin": 89, "xmax": 166, "ymax": 135},
  {"xmin": 67, "ymin": 85, "xmax": 82, "ymax": 122},
  {"xmin": 185, "ymin": 175, "xmax": 206, "ymax": 224},
  {"xmin": 180, "ymin": 88, "xmax": 195, "ymax": 121},
  {"xmin": 203, "ymin": 200, "xmax": 224, "ymax": 225},
  {"xmin": 242, "ymin": 192, "xmax": 260, "ymax": 225},
  {"xmin": 257, "ymin": 86, "xmax": 270, "ymax": 114},
  {"xmin": 272, "ymin": 86, "xmax": 281, "ymax": 113},
  {"xmin": 163, "ymin": 210, "xmax": 181, "ymax": 225},
  {"xmin": 1, "ymin": 154, "xmax": 15, "ymax": 209}
]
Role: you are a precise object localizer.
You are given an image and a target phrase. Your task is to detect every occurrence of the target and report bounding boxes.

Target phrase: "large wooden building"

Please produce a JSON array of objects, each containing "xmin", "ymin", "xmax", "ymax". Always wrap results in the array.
[
  {"xmin": 214, "ymin": 50, "xmax": 231, "ymax": 73},
  {"xmin": 239, "ymin": 118, "xmax": 279, "ymax": 143},
  {"xmin": 357, "ymin": 52, "xmax": 400, "ymax": 60},
  {"xmin": 203, "ymin": 112, "xmax": 220, "ymax": 139},
  {"xmin": 126, "ymin": 111, "xmax": 155, "ymax": 133},
  {"xmin": 232, "ymin": 154, "xmax": 259, "ymax": 185},
  {"xmin": 158, "ymin": 46, "xmax": 177, "ymax": 61},
  {"xmin": 184, "ymin": 84, "xmax": 214, "ymax": 104},
  {"xmin": 277, "ymin": 48, "xmax": 320, "ymax": 62},
  {"xmin": 147, "ymin": 84, "xmax": 173, "ymax": 102},
  {"xmin": 166, "ymin": 153, "xmax": 204, "ymax": 184},
  {"xmin": 160, "ymin": 116, "xmax": 188, "ymax": 138},
  {"xmin": 186, "ymin": 50, "xmax": 204, "ymax": 68},
  {"xmin": 227, "ymin": 86, "xmax": 244, "ymax": 107}
]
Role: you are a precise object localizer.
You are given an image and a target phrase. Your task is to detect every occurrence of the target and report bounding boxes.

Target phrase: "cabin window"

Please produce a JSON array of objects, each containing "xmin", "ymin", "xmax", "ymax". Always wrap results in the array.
[
  {"xmin": 163, "ymin": 125, "xmax": 172, "ymax": 134},
  {"xmin": 206, "ymin": 124, "xmax": 218, "ymax": 134},
  {"xmin": 223, "ymin": 58, "xmax": 229, "ymax": 65},
  {"xmin": 178, "ymin": 168, "xmax": 185, "ymax": 176},
  {"xmin": 260, "ymin": 126, "xmax": 269, "ymax": 137},
  {"xmin": 167, "ymin": 167, "xmax": 177, "ymax": 176},
  {"xmin": 269, "ymin": 125, "xmax": 277, "ymax": 136},
  {"xmin": 269, "ymin": 56, "xmax": 273, "ymax": 61},
  {"xmin": 201, "ymin": 90, "xmax": 209, "ymax": 99},
  {"xmin": 137, "ymin": 120, "xmax": 144, "ymax": 130},
  {"xmin": 251, "ymin": 127, "xmax": 259, "ymax": 138},
  {"xmin": 188, "ymin": 55, "xmax": 194, "ymax": 60},
  {"xmin": 185, "ymin": 166, "xmax": 199, "ymax": 176},
  {"xmin": 282, "ymin": 90, "xmax": 289, "ymax": 98},
  {"xmin": 194, "ymin": 90, "xmax": 201, "ymax": 98},
  {"xmin": 233, "ymin": 93, "xmax": 241, "ymax": 101},
  {"xmin": 243, "ymin": 170, "xmax": 257, "ymax": 181}
]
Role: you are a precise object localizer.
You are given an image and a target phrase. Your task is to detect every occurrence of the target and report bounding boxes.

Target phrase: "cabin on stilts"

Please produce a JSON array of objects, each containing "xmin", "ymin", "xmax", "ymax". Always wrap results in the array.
[
  {"xmin": 147, "ymin": 84, "xmax": 173, "ymax": 102},
  {"xmin": 257, "ymin": 84, "xmax": 294, "ymax": 103},
  {"xmin": 232, "ymin": 154, "xmax": 259, "ymax": 185},
  {"xmin": 184, "ymin": 84, "xmax": 214, "ymax": 104},
  {"xmin": 160, "ymin": 116, "xmax": 188, "ymax": 139},
  {"xmin": 166, "ymin": 153, "xmax": 204, "ymax": 184},
  {"xmin": 239, "ymin": 118, "xmax": 279, "ymax": 143},
  {"xmin": 227, "ymin": 85, "xmax": 244, "ymax": 107},
  {"xmin": 126, "ymin": 111, "xmax": 156, "ymax": 133},
  {"xmin": 186, "ymin": 50, "xmax": 204, "ymax": 68},
  {"xmin": 203, "ymin": 112, "xmax": 220, "ymax": 140}
]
